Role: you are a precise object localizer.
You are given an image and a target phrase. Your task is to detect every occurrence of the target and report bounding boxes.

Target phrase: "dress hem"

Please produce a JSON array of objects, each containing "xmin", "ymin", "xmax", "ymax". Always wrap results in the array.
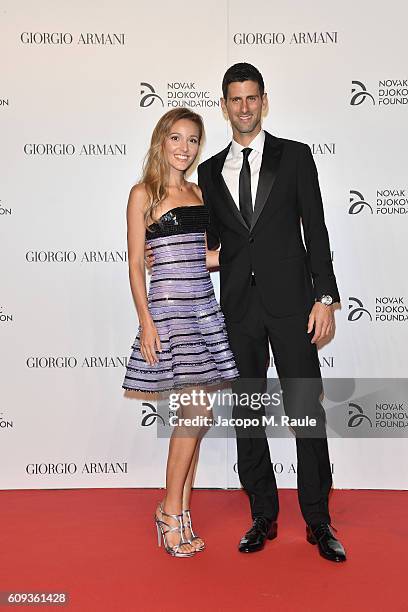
[{"xmin": 122, "ymin": 375, "xmax": 240, "ymax": 394}]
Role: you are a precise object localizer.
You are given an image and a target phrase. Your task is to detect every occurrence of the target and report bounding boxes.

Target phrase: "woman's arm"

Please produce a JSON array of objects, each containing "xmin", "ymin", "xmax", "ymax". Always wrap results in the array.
[
  {"xmin": 205, "ymin": 233, "xmax": 219, "ymax": 269},
  {"xmin": 126, "ymin": 184, "xmax": 161, "ymax": 364}
]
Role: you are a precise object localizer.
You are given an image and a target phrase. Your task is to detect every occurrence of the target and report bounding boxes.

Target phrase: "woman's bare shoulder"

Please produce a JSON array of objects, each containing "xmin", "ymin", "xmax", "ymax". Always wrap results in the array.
[
  {"xmin": 128, "ymin": 182, "xmax": 149, "ymax": 211},
  {"xmin": 188, "ymin": 181, "xmax": 203, "ymax": 200},
  {"xmin": 129, "ymin": 182, "xmax": 148, "ymax": 198}
]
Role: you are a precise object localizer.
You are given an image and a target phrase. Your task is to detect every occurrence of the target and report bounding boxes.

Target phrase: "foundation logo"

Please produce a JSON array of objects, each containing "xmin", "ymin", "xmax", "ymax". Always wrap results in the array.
[
  {"xmin": 349, "ymin": 188, "xmax": 408, "ymax": 215},
  {"xmin": 348, "ymin": 298, "xmax": 372, "ymax": 322},
  {"xmin": 347, "ymin": 401, "xmax": 408, "ymax": 431},
  {"xmin": 351, "ymin": 79, "xmax": 408, "ymax": 106},
  {"xmin": 347, "ymin": 403, "xmax": 373, "ymax": 427},
  {"xmin": 350, "ymin": 81, "xmax": 375, "ymax": 106},
  {"xmin": 348, "ymin": 297, "xmax": 408, "ymax": 323},
  {"xmin": 141, "ymin": 403, "xmax": 166, "ymax": 427},
  {"xmin": 140, "ymin": 81, "xmax": 220, "ymax": 109},
  {"xmin": 140, "ymin": 83, "xmax": 164, "ymax": 107},
  {"xmin": 348, "ymin": 190, "xmax": 373, "ymax": 214}
]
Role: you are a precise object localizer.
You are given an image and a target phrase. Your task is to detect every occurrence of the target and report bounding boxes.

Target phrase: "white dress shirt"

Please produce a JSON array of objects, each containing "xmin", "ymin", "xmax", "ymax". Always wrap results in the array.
[{"xmin": 221, "ymin": 129, "xmax": 265, "ymax": 209}]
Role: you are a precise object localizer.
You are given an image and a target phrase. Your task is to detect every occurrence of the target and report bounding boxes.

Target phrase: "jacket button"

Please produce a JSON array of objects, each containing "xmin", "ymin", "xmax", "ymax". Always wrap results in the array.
[{"xmin": 249, "ymin": 237, "xmax": 254, "ymax": 243}]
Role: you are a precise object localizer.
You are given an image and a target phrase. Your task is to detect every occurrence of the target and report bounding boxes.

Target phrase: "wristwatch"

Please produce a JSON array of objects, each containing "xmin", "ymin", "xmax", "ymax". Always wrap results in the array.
[{"xmin": 319, "ymin": 294, "xmax": 333, "ymax": 306}]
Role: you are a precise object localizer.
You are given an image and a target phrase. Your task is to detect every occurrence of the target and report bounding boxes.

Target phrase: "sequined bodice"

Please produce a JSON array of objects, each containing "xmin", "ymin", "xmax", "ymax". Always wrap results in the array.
[{"xmin": 146, "ymin": 204, "xmax": 209, "ymax": 239}]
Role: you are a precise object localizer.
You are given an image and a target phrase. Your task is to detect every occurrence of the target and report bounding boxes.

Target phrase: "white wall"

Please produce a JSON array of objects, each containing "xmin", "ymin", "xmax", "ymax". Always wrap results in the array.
[{"xmin": 1, "ymin": 0, "xmax": 407, "ymax": 490}]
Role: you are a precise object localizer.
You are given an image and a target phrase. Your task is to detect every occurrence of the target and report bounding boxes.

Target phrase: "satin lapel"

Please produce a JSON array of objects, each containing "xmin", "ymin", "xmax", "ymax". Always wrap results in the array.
[
  {"xmin": 211, "ymin": 145, "xmax": 249, "ymax": 231},
  {"xmin": 250, "ymin": 132, "xmax": 283, "ymax": 232}
]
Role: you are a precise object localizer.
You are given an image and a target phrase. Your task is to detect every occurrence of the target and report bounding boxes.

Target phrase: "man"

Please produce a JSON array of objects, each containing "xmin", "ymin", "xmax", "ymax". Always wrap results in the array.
[{"xmin": 196, "ymin": 63, "xmax": 346, "ymax": 562}]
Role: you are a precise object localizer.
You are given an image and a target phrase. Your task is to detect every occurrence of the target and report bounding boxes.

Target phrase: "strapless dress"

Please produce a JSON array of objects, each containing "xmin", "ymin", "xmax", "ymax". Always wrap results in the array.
[{"xmin": 122, "ymin": 204, "xmax": 239, "ymax": 393}]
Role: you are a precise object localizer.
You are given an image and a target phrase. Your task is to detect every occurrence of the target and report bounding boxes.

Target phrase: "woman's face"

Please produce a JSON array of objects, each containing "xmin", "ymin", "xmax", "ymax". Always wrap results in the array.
[{"xmin": 163, "ymin": 118, "xmax": 200, "ymax": 173}]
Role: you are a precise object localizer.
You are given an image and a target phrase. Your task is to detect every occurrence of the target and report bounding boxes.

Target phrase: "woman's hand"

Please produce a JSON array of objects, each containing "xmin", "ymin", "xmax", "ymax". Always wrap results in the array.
[
  {"xmin": 204, "ymin": 230, "xmax": 220, "ymax": 269},
  {"xmin": 206, "ymin": 248, "xmax": 219, "ymax": 269},
  {"xmin": 144, "ymin": 243, "xmax": 155, "ymax": 271},
  {"xmin": 140, "ymin": 319, "xmax": 162, "ymax": 365}
]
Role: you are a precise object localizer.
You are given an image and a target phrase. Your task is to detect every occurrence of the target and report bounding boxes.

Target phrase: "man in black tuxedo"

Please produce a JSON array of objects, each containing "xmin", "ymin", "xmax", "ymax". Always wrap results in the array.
[{"xmin": 197, "ymin": 63, "xmax": 346, "ymax": 562}]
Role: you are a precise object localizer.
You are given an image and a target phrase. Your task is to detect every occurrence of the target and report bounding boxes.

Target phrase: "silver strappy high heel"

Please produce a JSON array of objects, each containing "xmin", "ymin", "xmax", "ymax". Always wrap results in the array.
[
  {"xmin": 154, "ymin": 504, "xmax": 196, "ymax": 558},
  {"xmin": 183, "ymin": 508, "xmax": 205, "ymax": 551}
]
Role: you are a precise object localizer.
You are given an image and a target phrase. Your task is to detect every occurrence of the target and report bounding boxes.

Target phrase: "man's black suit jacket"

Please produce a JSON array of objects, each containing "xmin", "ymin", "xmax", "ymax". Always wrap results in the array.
[{"xmin": 197, "ymin": 130, "xmax": 340, "ymax": 323}]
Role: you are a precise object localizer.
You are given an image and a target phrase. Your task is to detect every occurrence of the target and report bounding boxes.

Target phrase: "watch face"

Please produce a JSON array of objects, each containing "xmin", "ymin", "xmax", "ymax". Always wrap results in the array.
[{"xmin": 321, "ymin": 295, "xmax": 333, "ymax": 305}]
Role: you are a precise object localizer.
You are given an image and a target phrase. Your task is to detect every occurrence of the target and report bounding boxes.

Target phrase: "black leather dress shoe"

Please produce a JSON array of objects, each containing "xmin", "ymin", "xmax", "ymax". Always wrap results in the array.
[
  {"xmin": 306, "ymin": 523, "xmax": 347, "ymax": 562},
  {"xmin": 238, "ymin": 517, "xmax": 277, "ymax": 553}
]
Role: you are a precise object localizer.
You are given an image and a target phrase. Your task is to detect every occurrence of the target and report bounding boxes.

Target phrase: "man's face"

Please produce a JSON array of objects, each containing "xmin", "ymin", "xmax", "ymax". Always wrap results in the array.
[{"xmin": 221, "ymin": 80, "xmax": 267, "ymax": 136}]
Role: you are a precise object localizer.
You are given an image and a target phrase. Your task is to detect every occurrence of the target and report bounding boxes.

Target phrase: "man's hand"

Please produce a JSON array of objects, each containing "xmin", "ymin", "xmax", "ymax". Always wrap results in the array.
[
  {"xmin": 144, "ymin": 243, "xmax": 155, "ymax": 271},
  {"xmin": 307, "ymin": 302, "xmax": 334, "ymax": 344}
]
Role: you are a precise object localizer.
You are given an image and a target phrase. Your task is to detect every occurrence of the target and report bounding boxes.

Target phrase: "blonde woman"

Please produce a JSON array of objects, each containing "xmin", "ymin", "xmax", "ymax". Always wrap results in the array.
[{"xmin": 122, "ymin": 108, "xmax": 239, "ymax": 557}]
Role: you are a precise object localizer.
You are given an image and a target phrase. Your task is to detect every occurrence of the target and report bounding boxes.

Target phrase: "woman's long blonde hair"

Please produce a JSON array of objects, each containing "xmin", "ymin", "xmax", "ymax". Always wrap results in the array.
[{"xmin": 140, "ymin": 107, "xmax": 204, "ymax": 230}]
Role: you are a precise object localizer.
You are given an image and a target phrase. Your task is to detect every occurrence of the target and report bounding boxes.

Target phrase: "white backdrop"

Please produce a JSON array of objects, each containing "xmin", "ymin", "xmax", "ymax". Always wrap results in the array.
[{"xmin": 1, "ymin": 0, "xmax": 407, "ymax": 490}]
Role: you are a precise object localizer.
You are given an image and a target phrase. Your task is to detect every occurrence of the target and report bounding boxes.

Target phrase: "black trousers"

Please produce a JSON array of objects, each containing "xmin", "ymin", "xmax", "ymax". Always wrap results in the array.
[{"xmin": 225, "ymin": 281, "xmax": 332, "ymax": 526}]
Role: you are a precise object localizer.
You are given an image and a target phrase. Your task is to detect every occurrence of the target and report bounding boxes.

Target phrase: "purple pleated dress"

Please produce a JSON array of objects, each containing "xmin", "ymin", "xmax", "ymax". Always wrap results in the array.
[{"xmin": 122, "ymin": 204, "xmax": 240, "ymax": 393}]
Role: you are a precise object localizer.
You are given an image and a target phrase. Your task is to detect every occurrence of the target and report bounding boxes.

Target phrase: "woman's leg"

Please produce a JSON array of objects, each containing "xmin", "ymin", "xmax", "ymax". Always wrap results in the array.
[
  {"xmin": 182, "ymin": 442, "xmax": 200, "ymax": 511},
  {"xmin": 180, "ymin": 385, "xmax": 213, "ymax": 548},
  {"xmin": 157, "ymin": 386, "xmax": 212, "ymax": 552},
  {"xmin": 164, "ymin": 433, "xmax": 199, "ymax": 513},
  {"xmin": 182, "ymin": 441, "xmax": 206, "ymax": 549},
  {"xmin": 156, "ymin": 430, "xmax": 199, "ymax": 554}
]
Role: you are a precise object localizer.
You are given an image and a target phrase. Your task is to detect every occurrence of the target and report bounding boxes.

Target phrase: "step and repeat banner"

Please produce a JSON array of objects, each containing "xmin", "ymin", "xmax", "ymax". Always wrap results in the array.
[{"xmin": 1, "ymin": 1, "xmax": 407, "ymax": 490}]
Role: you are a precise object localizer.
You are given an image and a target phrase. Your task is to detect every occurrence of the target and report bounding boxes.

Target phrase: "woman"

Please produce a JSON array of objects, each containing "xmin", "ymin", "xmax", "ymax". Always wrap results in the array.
[{"xmin": 122, "ymin": 108, "xmax": 239, "ymax": 557}]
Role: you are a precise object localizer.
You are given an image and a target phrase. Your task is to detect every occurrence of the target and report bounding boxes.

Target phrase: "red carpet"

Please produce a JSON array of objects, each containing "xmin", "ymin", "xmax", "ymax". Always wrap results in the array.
[{"xmin": 1, "ymin": 488, "xmax": 407, "ymax": 611}]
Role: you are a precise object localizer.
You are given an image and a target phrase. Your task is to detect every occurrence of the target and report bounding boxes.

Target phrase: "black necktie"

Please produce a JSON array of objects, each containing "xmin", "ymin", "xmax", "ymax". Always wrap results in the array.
[{"xmin": 239, "ymin": 147, "xmax": 253, "ymax": 229}]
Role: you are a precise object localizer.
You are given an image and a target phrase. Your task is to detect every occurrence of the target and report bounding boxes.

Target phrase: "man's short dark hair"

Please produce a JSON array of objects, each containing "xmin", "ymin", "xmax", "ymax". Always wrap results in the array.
[{"xmin": 222, "ymin": 62, "xmax": 265, "ymax": 99}]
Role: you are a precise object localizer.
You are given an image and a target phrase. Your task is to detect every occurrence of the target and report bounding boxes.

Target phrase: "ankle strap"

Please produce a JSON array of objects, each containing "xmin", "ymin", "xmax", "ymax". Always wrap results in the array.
[{"xmin": 158, "ymin": 503, "xmax": 183, "ymax": 522}]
